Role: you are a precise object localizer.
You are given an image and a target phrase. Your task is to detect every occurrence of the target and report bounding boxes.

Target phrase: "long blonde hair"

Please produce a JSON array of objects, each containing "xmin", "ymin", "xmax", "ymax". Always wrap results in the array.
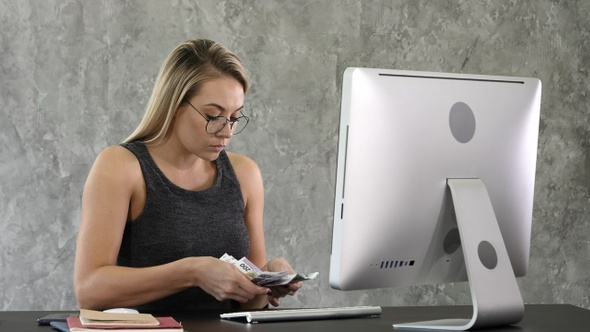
[{"xmin": 124, "ymin": 39, "xmax": 249, "ymax": 145}]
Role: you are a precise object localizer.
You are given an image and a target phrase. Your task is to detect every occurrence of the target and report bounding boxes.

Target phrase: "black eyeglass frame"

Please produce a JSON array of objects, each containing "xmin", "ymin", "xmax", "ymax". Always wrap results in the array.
[{"xmin": 185, "ymin": 100, "xmax": 249, "ymax": 135}]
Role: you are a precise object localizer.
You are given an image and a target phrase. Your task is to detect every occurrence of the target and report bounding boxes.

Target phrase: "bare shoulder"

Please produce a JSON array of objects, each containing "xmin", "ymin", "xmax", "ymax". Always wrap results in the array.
[
  {"xmin": 89, "ymin": 145, "xmax": 142, "ymax": 183},
  {"xmin": 225, "ymin": 151, "xmax": 263, "ymax": 210},
  {"xmin": 225, "ymin": 151, "xmax": 263, "ymax": 196},
  {"xmin": 226, "ymin": 151, "xmax": 260, "ymax": 176},
  {"xmin": 95, "ymin": 145, "xmax": 138, "ymax": 166}
]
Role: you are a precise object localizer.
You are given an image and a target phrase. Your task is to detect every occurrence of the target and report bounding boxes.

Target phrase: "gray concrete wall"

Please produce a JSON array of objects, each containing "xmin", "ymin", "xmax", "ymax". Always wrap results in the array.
[{"xmin": 1, "ymin": 0, "xmax": 589, "ymax": 310}]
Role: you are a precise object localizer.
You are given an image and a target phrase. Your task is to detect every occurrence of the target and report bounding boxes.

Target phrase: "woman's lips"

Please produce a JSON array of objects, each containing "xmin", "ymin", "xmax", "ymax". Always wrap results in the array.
[{"xmin": 210, "ymin": 145, "xmax": 226, "ymax": 152}]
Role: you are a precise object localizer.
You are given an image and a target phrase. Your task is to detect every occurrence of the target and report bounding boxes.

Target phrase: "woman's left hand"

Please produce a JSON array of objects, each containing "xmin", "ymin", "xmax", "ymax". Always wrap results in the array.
[{"xmin": 263, "ymin": 257, "xmax": 303, "ymax": 307}]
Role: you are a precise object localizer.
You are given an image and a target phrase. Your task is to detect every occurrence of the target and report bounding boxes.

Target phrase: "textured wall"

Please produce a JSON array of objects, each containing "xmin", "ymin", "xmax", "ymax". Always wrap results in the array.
[{"xmin": 1, "ymin": 0, "xmax": 589, "ymax": 310}]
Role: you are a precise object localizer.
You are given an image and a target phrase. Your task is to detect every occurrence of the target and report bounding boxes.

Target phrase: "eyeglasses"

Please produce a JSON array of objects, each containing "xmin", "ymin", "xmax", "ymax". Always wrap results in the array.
[{"xmin": 186, "ymin": 100, "xmax": 249, "ymax": 135}]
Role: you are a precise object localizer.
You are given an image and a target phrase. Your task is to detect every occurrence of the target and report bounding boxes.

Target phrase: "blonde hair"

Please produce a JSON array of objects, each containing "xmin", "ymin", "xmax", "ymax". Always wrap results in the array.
[{"xmin": 124, "ymin": 39, "xmax": 249, "ymax": 145}]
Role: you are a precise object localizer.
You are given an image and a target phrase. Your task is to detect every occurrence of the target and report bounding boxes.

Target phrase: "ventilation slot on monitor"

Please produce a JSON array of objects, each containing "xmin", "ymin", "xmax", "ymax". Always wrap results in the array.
[{"xmin": 379, "ymin": 260, "xmax": 415, "ymax": 269}]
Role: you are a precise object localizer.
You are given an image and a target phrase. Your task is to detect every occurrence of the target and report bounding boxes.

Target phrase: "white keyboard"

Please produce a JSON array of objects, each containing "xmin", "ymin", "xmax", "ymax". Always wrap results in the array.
[{"xmin": 220, "ymin": 305, "xmax": 382, "ymax": 323}]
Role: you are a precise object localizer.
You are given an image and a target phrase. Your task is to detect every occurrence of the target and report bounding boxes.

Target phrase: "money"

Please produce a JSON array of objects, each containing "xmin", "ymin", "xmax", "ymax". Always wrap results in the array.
[{"xmin": 220, "ymin": 253, "xmax": 319, "ymax": 287}]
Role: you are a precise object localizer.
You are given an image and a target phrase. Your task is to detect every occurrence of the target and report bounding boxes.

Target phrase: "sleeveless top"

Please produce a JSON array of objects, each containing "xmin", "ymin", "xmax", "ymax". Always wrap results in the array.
[{"xmin": 117, "ymin": 141, "xmax": 250, "ymax": 311}]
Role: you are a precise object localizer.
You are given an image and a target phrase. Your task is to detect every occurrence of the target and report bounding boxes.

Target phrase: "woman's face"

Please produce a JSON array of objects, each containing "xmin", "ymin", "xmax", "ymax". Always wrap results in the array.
[{"xmin": 174, "ymin": 76, "xmax": 245, "ymax": 161}]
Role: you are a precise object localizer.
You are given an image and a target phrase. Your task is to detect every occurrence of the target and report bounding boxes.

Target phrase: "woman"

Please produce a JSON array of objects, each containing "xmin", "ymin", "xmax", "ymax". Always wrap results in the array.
[{"xmin": 74, "ymin": 39, "xmax": 301, "ymax": 311}]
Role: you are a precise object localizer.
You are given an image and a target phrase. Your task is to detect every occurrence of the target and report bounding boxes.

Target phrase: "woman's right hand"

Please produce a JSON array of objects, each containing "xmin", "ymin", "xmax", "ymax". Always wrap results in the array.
[{"xmin": 193, "ymin": 257, "xmax": 270, "ymax": 303}]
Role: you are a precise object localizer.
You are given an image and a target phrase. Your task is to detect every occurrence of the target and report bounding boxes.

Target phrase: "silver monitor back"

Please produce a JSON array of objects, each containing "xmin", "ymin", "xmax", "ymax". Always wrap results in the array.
[{"xmin": 330, "ymin": 68, "xmax": 541, "ymax": 291}]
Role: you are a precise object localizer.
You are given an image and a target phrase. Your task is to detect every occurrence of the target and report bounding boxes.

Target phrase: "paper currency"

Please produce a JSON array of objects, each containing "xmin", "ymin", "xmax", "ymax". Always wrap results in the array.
[{"xmin": 220, "ymin": 253, "xmax": 319, "ymax": 287}]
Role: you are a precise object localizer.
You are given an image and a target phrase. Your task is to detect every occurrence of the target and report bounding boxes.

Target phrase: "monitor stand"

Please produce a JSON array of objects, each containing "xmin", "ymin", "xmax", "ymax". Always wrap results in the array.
[{"xmin": 394, "ymin": 178, "xmax": 524, "ymax": 330}]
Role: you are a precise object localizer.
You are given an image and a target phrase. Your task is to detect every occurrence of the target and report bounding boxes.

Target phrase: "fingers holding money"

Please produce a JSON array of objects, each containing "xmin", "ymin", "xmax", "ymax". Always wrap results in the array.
[
  {"xmin": 264, "ymin": 256, "xmax": 294, "ymax": 274},
  {"xmin": 195, "ymin": 257, "xmax": 269, "ymax": 303},
  {"xmin": 262, "ymin": 258, "xmax": 303, "ymax": 307},
  {"xmin": 219, "ymin": 278, "xmax": 269, "ymax": 303},
  {"xmin": 266, "ymin": 282, "xmax": 302, "ymax": 306},
  {"xmin": 218, "ymin": 253, "xmax": 318, "ymax": 307}
]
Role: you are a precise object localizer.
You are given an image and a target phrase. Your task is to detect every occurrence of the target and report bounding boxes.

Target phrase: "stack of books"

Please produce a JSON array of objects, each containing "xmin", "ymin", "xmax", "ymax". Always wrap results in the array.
[{"xmin": 64, "ymin": 309, "xmax": 183, "ymax": 332}]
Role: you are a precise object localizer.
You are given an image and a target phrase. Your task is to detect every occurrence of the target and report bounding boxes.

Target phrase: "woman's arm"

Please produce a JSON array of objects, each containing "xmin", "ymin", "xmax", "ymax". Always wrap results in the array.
[
  {"xmin": 74, "ymin": 147, "xmax": 267, "ymax": 309},
  {"xmin": 228, "ymin": 152, "xmax": 269, "ymax": 309},
  {"xmin": 228, "ymin": 152, "xmax": 301, "ymax": 309}
]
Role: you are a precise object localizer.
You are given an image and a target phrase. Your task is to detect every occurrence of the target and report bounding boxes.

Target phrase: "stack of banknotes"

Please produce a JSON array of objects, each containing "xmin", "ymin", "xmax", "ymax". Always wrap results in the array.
[{"xmin": 220, "ymin": 253, "xmax": 319, "ymax": 287}]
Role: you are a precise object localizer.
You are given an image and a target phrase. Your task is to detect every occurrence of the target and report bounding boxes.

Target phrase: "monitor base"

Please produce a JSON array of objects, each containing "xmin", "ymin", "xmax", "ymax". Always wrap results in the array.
[{"xmin": 394, "ymin": 179, "xmax": 524, "ymax": 330}]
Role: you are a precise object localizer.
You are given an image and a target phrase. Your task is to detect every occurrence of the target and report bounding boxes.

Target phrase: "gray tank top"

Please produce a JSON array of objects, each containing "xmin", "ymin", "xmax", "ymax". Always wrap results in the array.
[{"xmin": 117, "ymin": 141, "xmax": 250, "ymax": 311}]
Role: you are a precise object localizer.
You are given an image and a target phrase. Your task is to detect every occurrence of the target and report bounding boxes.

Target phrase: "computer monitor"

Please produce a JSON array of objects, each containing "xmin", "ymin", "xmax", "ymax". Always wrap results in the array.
[{"xmin": 329, "ymin": 68, "xmax": 542, "ymax": 330}]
